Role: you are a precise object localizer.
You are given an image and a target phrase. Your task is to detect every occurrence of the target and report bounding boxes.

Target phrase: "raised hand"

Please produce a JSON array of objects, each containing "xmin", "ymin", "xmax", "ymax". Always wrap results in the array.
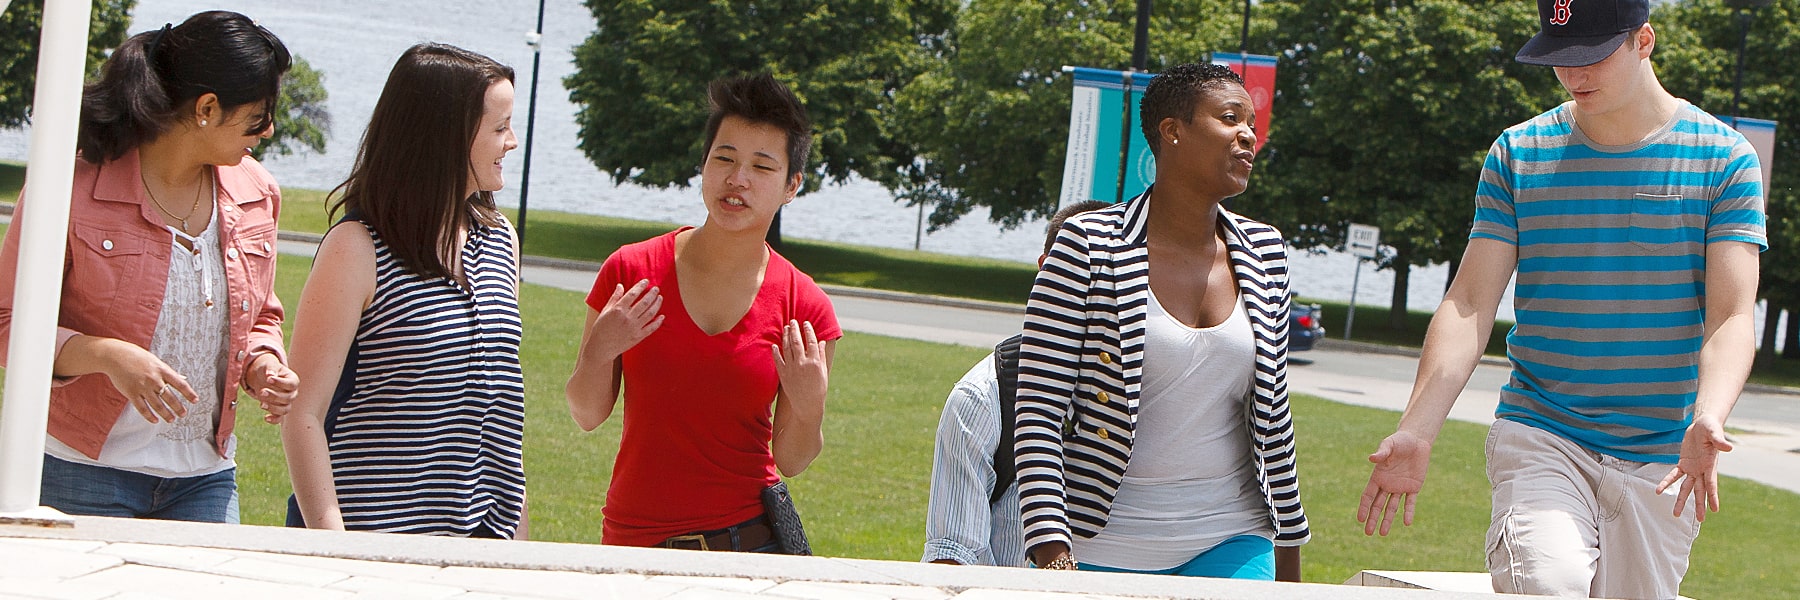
[
  {"xmin": 771, "ymin": 320, "xmax": 827, "ymax": 405},
  {"xmin": 1357, "ymin": 429, "xmax": 1433, "ymax": 536},
  {"xmin": 1656, "ymin": 414, "xmax": 1733, "ymax": 522},
  {"xmin": 585, "ymin": 279, "xmax": 664, "ymax": 361}
]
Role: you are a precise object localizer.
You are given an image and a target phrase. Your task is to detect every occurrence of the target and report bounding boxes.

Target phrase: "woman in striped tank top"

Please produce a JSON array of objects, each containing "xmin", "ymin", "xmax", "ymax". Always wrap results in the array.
[{"xmin": 282, "ymin": 43, "xmax": 527, "ymax": 538}]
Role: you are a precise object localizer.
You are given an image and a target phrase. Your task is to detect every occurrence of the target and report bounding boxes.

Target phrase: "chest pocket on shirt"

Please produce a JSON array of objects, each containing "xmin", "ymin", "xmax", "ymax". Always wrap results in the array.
[
  {"xmin": 1628, "ymin": 193, "xmax": 1693, "ymax": 254},
  {"xmin": 233, "ymin": 224, "xmax": 278, "ymax": 292},
  {"xmin": 68, "ymin": 224, "xmax": 148, "ymax": 321}
]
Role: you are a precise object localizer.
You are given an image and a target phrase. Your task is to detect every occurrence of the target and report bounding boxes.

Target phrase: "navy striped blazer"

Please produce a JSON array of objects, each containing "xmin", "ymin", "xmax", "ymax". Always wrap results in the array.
[{"xmin": 1013, "ymin": 189, "xmax": 1310, "ymax": 555}]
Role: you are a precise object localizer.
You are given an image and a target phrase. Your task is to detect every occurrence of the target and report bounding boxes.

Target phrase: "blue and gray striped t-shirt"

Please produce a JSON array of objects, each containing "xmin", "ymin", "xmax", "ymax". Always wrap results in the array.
[{"xmin": 1472, "ymin": 101, "xmax": 1766, "ymax": 463}]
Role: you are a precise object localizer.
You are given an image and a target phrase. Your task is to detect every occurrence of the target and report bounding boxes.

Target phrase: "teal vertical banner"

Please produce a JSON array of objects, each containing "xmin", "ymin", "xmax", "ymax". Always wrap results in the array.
[{"xmin": 1060, "ymin": 67, "xmax": 1157, "ymax": 206}]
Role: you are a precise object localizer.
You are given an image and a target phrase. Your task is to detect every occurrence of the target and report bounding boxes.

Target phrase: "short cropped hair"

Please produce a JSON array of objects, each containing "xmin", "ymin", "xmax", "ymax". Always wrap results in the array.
[
  {"xmin": 702, "ymin": 74, "xmax": 812, "ymax": 179},
  {"xmin": 1138, "ymin": 62, "xmax": 1244, "ymax": 157}
]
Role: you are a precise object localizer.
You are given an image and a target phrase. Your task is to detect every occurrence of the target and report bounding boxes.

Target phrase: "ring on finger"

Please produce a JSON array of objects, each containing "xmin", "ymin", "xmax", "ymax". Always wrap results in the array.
[{"xmin": 154, "ymin": 384, "xmax": 168, "ymax": 398}]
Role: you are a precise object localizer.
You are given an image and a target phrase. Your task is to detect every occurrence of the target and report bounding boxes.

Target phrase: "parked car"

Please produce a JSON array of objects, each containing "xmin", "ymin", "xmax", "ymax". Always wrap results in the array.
[{"xmin": 1291, "ymin": 302, "xmax": 1326, "ymax": 352}]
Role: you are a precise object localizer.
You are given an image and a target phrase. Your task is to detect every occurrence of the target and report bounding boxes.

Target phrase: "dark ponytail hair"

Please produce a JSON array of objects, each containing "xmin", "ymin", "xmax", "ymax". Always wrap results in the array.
[
  {"xmin": 77, "ymin": 10, "xmax": 291, "ymax": 163},
  {"xmin": 329, "ymin": 43, "xmax": 513, "ymax": 286}
]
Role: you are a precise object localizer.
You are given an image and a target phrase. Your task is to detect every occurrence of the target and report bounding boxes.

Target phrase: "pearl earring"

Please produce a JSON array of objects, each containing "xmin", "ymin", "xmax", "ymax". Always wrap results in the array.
[
  {"xmin": 1171, "ymin": 138, "xmax": 1179, "ymax": 145},
  {"xmin": 199, "ymin": 120, "xmax": 207, "ymax": 127}
]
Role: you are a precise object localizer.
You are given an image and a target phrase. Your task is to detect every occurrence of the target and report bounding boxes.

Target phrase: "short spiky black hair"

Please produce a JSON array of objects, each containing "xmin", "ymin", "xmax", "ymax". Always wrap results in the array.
[
  {"xmin": 1138, "ymin": 62, "xmax": 1244, "ymax": 157},
  {"xmin": 702, "ymin": 73, "xmax": 813, "ymax": 179}
]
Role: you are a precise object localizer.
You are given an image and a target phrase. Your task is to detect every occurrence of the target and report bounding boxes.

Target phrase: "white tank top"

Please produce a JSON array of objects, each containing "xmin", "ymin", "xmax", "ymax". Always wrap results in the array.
[{"xmin": 1074, "ymin": 289, "xmax": 1271, "ymax": 570}]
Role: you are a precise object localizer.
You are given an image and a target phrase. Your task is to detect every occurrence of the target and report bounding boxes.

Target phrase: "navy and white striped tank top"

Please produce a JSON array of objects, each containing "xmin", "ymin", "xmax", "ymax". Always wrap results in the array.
[{"xmin": 324, "ymin": 219, "xmax": 526, "ymax": 537}]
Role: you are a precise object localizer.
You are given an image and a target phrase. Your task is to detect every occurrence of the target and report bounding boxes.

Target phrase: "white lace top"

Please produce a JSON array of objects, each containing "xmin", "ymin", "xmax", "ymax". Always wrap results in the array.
[{"xmin": 46, "ymin": 203, "xmax": 235, "ymax": 477}]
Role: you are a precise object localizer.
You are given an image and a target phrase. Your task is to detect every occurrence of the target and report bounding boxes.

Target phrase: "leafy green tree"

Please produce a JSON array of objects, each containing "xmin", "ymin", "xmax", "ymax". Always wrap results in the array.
[
  {"xmin": 1242, "ymin": 0, "xmax": 1560, "ymax": 328},
  {"xmin": 0, "ymin": 0, "xmax": 135, "ymax": 128},
  {"xmin": 1655, "ymin": 0, "xmax": 1800, "ymax": 360},
  {"xmin": 254, "ymin": 56, "xmax": 329, "ymax": 159},
  {"xmin": 888, "ymin": 0, "xmax": 1246, "ymax": 231},
  {"xmin": 564, "ymin": 0, "xmax": 955, "ymax": 211}
]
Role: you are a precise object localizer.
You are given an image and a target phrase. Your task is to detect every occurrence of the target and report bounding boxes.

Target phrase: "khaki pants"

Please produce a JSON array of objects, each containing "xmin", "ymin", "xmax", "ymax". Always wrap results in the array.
[{"xmin": 1484, "ymin": 419, "xmax": 1701, "ymax": 599}]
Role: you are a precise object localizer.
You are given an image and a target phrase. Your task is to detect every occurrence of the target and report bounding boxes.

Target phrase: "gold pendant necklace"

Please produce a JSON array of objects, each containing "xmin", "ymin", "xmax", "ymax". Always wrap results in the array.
[{"xmin": 143, "ymin": 169, "xmax": 207, "ymax": 235}]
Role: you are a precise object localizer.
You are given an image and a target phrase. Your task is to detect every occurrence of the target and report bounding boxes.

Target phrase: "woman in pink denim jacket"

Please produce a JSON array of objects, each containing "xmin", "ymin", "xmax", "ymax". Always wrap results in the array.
[{"xmin": 0, "ymin": 11, "xmax": 297, "ymax": 523}]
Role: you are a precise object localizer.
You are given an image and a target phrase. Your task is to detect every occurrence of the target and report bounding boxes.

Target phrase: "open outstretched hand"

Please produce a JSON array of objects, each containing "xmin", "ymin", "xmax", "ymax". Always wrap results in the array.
[
  {"xmin": 1656, "ymin": 415, "xmax": 1733, "ymax": 522},
  {"xmin": 1357, "ymin": 430, "xmax": 1433, "ymax": 536}
]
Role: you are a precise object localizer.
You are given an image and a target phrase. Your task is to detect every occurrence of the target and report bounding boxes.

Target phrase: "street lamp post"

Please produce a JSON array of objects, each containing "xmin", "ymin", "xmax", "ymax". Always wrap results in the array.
[
  {"xmin": 1725, "ymin": 0, "xmax": 1774, "ymax": 121},
  {"xmin": 1131, "ymin": 0, "xmax": 1151, "ymax": 71},
  {"xmin": 1242, "ymin": 0, "xmax": 1251, "ymax": 55},
  {"xmin": 518, "ymin": 0, "xmax": 548, "ymax": 245}
]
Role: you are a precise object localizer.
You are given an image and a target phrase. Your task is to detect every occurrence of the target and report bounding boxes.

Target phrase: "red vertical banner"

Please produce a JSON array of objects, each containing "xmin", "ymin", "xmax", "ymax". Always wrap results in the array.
[{"xmin": 1212, "ymin": 52, "xmax": 1277, "ymax": 152}]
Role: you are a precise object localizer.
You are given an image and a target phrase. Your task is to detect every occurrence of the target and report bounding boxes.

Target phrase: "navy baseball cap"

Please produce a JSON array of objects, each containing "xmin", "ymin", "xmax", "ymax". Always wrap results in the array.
[{"xmin": 1516, "ymin": 0, "xmax": 1650, "ymax": 67}]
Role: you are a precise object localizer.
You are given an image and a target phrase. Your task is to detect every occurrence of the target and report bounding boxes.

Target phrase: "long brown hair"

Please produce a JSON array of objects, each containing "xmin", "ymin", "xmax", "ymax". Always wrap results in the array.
[{"xmin": 328, "ymin": 43, "xmax": 513, "ymax": 283}]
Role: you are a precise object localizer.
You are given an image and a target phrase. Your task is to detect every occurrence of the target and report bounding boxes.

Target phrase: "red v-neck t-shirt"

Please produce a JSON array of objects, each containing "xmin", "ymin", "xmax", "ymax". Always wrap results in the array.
[{"xmin": 587, "ymin": 228, "xmax": 842, "ymax": 546}]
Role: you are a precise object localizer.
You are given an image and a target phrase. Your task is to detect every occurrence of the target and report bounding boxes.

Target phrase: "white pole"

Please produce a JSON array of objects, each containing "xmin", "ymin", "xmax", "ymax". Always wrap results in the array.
[
  {"xmin": 0, "ymin": 0, "xmax": 94, "ymax": 514},
  {"xmin": 1344, "ymin": 258, "xmax": 1361, "ymax": 341}
]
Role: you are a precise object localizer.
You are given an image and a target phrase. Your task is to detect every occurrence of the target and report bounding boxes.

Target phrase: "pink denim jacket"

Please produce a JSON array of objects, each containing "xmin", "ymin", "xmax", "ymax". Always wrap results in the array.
[{"xmin": 0, "ymin": 149, "xmax": 287, "ymax": 459}]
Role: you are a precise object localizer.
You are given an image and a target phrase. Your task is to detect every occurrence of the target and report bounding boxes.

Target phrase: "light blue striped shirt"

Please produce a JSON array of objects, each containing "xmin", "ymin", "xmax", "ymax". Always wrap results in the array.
[
  {"xmin": 922, "ymin": 354, "xmax": 1026, "ymax": 567},
  {"xmin": 1471, "ymin": 101, "xmax": 1766, "ymax": 463}
]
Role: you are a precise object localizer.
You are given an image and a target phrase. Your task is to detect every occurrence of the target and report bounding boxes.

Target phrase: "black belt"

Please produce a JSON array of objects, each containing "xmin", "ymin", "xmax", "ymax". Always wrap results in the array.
[{"xmin": 659, "ymin": 516, "xmax": 772, "ymax": 552}]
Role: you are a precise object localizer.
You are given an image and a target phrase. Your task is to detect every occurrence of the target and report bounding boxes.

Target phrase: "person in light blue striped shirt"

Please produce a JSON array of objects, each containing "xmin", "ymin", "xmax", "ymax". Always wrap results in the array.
[
  {"xmin": 923, "ymin": 201, "xmax": 1106, "ymax": 567},
  {"xmin": 1358, "ymin": 1, "xmax": 1764, "ymax": 598}
]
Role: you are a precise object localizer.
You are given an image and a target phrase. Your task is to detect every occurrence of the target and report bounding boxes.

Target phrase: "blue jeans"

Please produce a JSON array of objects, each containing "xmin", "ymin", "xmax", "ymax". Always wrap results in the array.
[
  {"xmin": 39, "ymin": 455, "xmax": 239, "ymax": 523},
  {"xmin": 1078, "ymin": 534, "xmax": 1276, "ymax": 580}
]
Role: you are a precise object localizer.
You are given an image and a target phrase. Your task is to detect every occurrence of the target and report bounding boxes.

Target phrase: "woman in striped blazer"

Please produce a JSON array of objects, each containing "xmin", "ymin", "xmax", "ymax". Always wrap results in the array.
[{"xmin": 1016, "ymin": 62, "xmax": 1309, "ymax": 580}]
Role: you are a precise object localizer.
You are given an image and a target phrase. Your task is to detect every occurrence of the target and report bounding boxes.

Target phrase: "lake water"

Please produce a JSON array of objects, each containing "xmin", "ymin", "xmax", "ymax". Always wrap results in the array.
[{"xmin": 15, "ymin": 0, "xmax": 1794, "ymax": 339}]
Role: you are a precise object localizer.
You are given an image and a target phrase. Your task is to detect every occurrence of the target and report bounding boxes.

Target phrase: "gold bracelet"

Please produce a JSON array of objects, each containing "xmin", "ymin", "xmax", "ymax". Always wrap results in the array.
[{"xmin": 1043, "ymin": 555, "xmax": 1078, "ymax": 570}]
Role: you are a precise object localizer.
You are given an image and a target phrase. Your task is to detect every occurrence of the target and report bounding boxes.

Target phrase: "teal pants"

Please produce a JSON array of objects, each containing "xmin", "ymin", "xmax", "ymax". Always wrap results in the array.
[{"xmin": 1077, "ymin": 534, "xmax": 1275, "ymax": 580}]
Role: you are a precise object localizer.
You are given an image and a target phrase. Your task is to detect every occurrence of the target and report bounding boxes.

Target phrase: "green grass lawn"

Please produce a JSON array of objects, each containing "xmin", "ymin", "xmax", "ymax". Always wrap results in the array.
[{"xmin": 1, "ymin": 252, "xmax": 1797, "ymax": 597}]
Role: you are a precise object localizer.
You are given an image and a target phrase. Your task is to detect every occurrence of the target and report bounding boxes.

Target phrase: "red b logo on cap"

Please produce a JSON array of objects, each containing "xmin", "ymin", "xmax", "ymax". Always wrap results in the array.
[{"xmin": 1550, "ymin": 0, "xmax": 1574, "ymax": 26}]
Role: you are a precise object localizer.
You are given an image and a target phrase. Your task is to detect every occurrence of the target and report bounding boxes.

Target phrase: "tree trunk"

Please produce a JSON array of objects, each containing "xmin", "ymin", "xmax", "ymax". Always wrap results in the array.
[
  {"xmin": 1759, "ymin": 301, "xmax": 1781, "ymax": 362},
  {"xmin": 765, "ymin": 208, "xmax": 784, "ymax": 251},
  {"xmin": 1784, "ymin": 304, "xmax": 1800, "ymax": 361},
  {"xmin": 1388, "ymin": 261, "xmax": 1411, "ymax": 331}
]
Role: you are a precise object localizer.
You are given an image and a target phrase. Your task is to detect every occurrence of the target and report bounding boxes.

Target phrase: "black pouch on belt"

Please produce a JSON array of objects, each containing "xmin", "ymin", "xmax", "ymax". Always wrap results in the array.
[{"xmin": 761, "ymin": 480, "xmax": 811, "ymax": 555}]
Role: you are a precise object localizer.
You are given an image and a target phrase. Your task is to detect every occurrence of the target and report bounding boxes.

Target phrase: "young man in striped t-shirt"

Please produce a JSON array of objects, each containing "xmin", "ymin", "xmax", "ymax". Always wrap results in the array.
[{"xmin": 1356, "ymin": 1, "xmax": 1765, "ymax": 597}]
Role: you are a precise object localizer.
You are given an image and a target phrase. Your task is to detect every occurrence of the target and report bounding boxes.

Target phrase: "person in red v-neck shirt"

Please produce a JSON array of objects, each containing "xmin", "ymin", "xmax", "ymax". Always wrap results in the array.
[{"xmin": 565, "ymin": 74, "xmax": 841, "ymax": 551}]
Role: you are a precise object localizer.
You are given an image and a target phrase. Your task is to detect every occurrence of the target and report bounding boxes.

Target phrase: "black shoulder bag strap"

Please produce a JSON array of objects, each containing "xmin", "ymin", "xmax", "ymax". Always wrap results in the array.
[{"xmin": 990, "ymin": 334, "xmax": 1023, "ymax": 506}]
